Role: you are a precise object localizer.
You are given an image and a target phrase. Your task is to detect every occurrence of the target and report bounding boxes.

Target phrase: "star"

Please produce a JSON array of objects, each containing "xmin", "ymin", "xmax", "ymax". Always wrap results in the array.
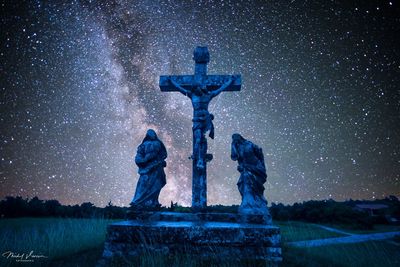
[{"xmin": 0, "ymin": 0, "xmax": 399, "ymax": 207}]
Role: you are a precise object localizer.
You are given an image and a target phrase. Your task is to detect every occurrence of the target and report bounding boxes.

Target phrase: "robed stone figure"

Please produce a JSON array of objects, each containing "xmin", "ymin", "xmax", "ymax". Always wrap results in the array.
[
  {"xmin": 231, "ymin": 133, "xmax": 272, "ymax": 223},
  {"xmin": 131, "ymin": 129, "xmax": 167, "ymax": 209}
]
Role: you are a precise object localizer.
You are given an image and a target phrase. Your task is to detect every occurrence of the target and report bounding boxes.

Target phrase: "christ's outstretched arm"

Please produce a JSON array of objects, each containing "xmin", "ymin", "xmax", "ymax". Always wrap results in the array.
[
  {"xmin": 210, "ymin": 77, "xmax": 234, "ymax": 98},
  {"xmin": 168, "ymin": 78, "xmax": 191, "ymax": 97}
]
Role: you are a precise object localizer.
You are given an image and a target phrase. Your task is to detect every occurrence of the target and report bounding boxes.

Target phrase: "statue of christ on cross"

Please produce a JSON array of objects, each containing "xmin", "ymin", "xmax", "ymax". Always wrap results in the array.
[
  {"xmin": 160, "ymin": 46, "xmax": 241, "ymax": 211},
  {"xmin": 167, "ymin": 76, "xmax": 234, "ymax": 169}
]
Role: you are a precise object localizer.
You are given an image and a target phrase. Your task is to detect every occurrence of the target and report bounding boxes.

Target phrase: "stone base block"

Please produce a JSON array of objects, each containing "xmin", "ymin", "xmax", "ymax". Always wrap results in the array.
[
  {"xmin": 99, "ymin": 215, "xmax": 282, "ymax": 265},
  {"xmin": 129, "ymin": 211, "xmax": 271, "ymax": 224}
]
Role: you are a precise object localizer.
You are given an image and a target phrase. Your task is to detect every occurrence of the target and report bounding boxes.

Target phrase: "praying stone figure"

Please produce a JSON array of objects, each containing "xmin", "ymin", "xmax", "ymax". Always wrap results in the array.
[
  {"xmin": 231, "ymin": 133, "xmax": 272, "ymax": 223},
  {"xmin": 131, "ymin": 129, "xmax": 167, "ymax": 210}
]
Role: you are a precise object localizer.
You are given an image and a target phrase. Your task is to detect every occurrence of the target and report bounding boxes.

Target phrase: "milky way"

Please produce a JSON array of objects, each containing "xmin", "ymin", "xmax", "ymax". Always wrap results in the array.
[{"xmin": 1, "ymin": 0, "xmax": 399, "ymax": 207}]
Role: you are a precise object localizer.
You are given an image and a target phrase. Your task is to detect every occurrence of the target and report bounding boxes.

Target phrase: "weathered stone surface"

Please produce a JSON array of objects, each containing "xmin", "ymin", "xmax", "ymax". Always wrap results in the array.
[
  {"xmin": 99, "ymin": 218, "xmax": 282, "ymax": 265},
  {"xmin": 98, "ymin": 47, "xmax": 282, "ymax": 266},
  {"xmin": 131, "ymin": 129, "xmax": 167, "ymax": 209},
  {"xmin": 231, "ymin": 133, "xmax": 272, "ymax": 224},
  {"xmin": 159, "ymin": 75, "xmax": 242, "ymax": 92},
  {"xmin": 160, "ymin": 46, "xmax": 241, "ymax": 210},
  {"xmin": 128, "ymin": 211, "xmax": 273, "ymax": 224}
]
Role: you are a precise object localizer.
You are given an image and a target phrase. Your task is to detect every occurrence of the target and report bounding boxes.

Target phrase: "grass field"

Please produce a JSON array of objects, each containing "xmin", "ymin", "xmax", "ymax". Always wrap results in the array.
[
  {"xmin": 321, "ymin": 223, "xmax": 400, "ymax": 235},
  {"xmin": 283, "ymin": 240, "xmax": 400, "ymax": 267},
  {"xmin": 275, "ymin": 221, "xmax": 346, "ymax": 242},
  {"xmin": 0, "ymin": 218, "xmax": 117, "ymax": 266},
  {"xmin": 0, "ymin": 218, "xmax": 399, "ymax": 266}
]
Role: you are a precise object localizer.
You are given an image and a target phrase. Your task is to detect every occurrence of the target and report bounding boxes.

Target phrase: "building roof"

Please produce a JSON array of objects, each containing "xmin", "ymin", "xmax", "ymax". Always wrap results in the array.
[{"xmin": 355, "ymin": 204, "xmax": 388, "ymax": 210}]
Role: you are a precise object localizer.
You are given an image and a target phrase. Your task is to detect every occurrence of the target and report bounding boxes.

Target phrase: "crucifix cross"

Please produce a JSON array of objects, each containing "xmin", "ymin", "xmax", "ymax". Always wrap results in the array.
[{"xmin": 159, "ymin": 46, "xmax": 241, "ymax": 211}]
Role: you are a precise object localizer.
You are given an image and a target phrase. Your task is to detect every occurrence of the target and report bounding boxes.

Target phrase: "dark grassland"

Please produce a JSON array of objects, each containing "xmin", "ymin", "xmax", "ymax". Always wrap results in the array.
[{"xmin": 1, "ymin": 218, "xmax": 399, "ymax": 266}]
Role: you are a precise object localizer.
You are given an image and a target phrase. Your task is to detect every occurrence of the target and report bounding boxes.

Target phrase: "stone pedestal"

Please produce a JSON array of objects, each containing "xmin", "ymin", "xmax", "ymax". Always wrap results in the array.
[{"xmin": 99, "ymin": 212, "xmax": 282, "ymax": 266}]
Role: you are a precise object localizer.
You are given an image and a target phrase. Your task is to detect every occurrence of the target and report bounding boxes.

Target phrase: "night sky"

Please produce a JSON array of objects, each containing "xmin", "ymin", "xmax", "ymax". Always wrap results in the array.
[{"xmin": 1, "ymin": 0, "xmax": 399, "ymax": 207}]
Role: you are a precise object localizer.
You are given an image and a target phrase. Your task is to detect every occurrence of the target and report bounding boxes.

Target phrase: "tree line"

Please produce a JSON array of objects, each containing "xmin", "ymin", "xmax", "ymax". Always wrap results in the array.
[
  {"xmin": 0, "ymin": 196, "xmax": 126, "ymax": 219},
  {"xmin": 1, "ymin": 195, "xmax": 399, "ymax": 229},
  {"xmin": 269, "ymin": 196, "xmax": 400, "ymax": 229}
]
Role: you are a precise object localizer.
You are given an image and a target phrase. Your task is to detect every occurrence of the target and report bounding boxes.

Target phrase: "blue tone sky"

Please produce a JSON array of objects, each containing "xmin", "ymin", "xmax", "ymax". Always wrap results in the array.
[{"xmin": 1, "ymin": 0, "xmax": 399, "ymax": 206}]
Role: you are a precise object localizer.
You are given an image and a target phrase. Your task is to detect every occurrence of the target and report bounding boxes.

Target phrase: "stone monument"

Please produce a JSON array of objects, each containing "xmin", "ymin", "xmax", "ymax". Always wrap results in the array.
[
  {"xmin": 130, "ymin": 129, "xmax": 167, "ymax": 210},
  {"xmin": 231, "ymin": 133, "xmax": 272, "ymax": 224},
  {"xmin": 160, "ymin": 46, "xmax": 241, "ymax": 211},
  {"xmin": 99, "ymin": 47, "xmax": 282, "ymax": 266}
]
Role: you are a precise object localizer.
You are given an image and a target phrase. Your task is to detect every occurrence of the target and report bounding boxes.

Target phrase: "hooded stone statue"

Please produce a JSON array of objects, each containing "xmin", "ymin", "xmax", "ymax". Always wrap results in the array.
[
  {"xmin": 131, "ymin": 129, "xmax": 167, "ymax": 209},
  {"xmin": 231, "ymin": 133, "xmax": 271, "ymax": 223}
]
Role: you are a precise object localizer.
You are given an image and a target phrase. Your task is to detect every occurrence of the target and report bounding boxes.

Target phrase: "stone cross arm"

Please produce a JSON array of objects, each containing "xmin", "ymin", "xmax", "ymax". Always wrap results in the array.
[{"xmin": 159, "ymin": 74, "xmax": 241, "ymax": 92}]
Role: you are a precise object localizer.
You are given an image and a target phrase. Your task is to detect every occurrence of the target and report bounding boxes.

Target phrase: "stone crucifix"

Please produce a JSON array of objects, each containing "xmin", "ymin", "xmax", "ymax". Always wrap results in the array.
[{"xmin": 160, "ymin": 46, "xmax": 241, "ymax": 211}]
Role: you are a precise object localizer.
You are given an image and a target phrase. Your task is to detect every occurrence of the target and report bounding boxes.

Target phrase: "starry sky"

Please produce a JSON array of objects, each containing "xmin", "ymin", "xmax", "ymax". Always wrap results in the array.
[{"xmin": 1, "ymin": 0, "xmax": 399, "ymax": 207}]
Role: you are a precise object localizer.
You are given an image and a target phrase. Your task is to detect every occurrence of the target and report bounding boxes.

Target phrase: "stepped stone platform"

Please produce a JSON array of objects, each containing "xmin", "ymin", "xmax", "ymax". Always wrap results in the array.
[{"xmin": 99, "ymin": 212, "xmax": 282, "ymax": 266}]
